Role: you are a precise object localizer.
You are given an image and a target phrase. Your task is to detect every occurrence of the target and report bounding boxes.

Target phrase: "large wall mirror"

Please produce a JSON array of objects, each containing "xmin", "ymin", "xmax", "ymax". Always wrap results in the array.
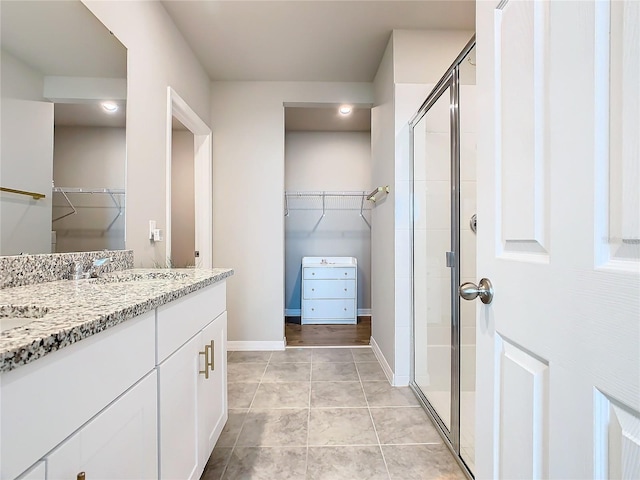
[{"xmin": 0, "ymin": 0, "xmax": 127, "ymax": 255}]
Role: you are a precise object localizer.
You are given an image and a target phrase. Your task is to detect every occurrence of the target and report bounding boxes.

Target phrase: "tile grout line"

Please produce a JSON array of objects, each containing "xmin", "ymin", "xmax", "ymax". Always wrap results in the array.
[
  {"xmin": 304, "ymin": 351, "xmax": 313, "ymax": 479},
  {"xmin": 221, "ymin": 356, "xmax": 271, "ymax": 479},
  {"xmin": 355, "ymin": 349, "xmax": 392, "ymax": 480}
]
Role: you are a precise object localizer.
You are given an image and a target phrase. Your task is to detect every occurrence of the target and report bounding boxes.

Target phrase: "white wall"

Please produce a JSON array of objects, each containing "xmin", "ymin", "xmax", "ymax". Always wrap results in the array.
[
  {"xmin": 371, "ymin": 38, "xmax": 397, "ymax": 371},
  {"xmin": 83, "ymin": 0, "xmax": 211, "ymax": 267},
  {"xmin": 1, "ymin": 50, "xmax": 45, "ymax": 101},
  {"xmin": 0, "ymin": 51, "xmax": 53, "ymax": 255},
  {"xmin": 284, "ymin": 131, "xmax": 372, "ymax": 312},
  {"xmin": 171, "ymin": 129, "xmax": 195, "ymax": 267},
  {"xmin": 52, "ymin": 126, "xmax": 126, "ymax": 252},
  {"xmin": 371, "ymin": 29, "xmax": 473, "ymax": 384},
  {"xmin": 211, "ymin": 81, "xmax": 373, "ymax": 345}
]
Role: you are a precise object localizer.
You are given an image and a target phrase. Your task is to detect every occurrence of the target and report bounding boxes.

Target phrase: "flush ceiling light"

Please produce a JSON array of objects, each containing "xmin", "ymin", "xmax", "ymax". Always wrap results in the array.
[
  {"xmin": 339, "ymin": 105, "xmax": 353, "ymax": 115},
  {"xmin": 101, "ymin": 101, "xmax": 118, "ymax": 112}
]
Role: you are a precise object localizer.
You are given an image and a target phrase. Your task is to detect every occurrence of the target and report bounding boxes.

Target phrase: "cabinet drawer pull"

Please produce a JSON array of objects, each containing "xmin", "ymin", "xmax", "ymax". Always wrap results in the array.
[
  {"xmin": 344, "ymin": 288, "xmax": 347, "ymax": 291},
  {"xmin": 312, "ymin": 272, "xmax": 315, "ymax": 275},
  {"xmin": 344, "ymin": 272, "xmax": 347, "ymax": 275},
  {"xmin": 312, "ymin": 288, "xmax": 315, "ymax": 291},
  {"xmin": 311, "ymin": 308, "xmax": 314, "ymax": 311},
  {"xmin": 344, "ymin": 308, "xmax": 347, "ymax": 311},
  {"xmin": 199, "ymin": 343, "xmax": 212, "ymax": 379},
  {"xmin": 77, "ymin": 473, "xmax": 86, "ymax": 480},
  {"xmin": 208, "ymin": 340, "xmax": 215, "ymax": 372}
]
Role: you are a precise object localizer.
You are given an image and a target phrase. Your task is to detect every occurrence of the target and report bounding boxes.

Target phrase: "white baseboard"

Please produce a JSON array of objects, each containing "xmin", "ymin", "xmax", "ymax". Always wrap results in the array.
[
  {"xmin": 370, "ymin": 336, "xmax": 393, "ymax": 385},
  {"xmin": 227, "ymin": 340, "xmax": 286, "ymax": 351},
  {"xmin": 285, "ymin": 308, "xmax": 372, "ymax": 316}
]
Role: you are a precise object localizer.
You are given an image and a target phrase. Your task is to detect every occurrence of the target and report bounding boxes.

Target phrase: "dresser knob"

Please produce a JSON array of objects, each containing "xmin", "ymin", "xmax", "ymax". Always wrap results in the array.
[
  {"xmin": 312, "ymin": 272, "xmax": 315, "ymax": 275},
  {"xmin": 312, "ymin": 288, "xmax": 315, "ymax": 291},
  {"xmin": 311, "ymin": 308, "xmax": 314, "ymax": 311},
  {"xmin": 344, "ymin": 308, "xmax": 347, "ymax": 311},
  {"xmin": 344, "ymin": 288, "xmax": 347, "ymax": 291},
  {"xmin": 344, "ymin": 272, "xmax": 347, "ymax": 275}
]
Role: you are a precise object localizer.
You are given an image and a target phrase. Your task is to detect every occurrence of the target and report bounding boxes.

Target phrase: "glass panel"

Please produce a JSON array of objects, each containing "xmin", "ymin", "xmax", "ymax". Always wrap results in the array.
[
  {"xmin": 413, "ymin": 85, "xmax": 452, "ymax": 432},
  {"xmin": 459, "ymin": 45, "xmax": 477, "ymax": 473}
]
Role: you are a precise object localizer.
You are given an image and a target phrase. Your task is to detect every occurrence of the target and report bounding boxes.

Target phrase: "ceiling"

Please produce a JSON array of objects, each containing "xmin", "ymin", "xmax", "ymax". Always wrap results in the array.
[
  {"xmin": 162, "ymin": 1, "xmax": 475, "ymax": 82},
  {"xmin": 285, "ymin": 106, "xmax": 371, "ymax": 132},
  {"xmin": 163, "ymin": 1, "xmax": 474, "ymax": 131},
  {"xmin": 55, "ymin": 103, "xmax": 126, "ymax": 128},
  {"xmin": 0, "ymin": 0, "xmax": 126, "ymax": 78},
  {"xmin": 1, "ymin": 1, "xmax": 474, "ymax": 129},
  {"xmin": 1, "ymin": 1, "xmax": 127, "ymax": 128}
]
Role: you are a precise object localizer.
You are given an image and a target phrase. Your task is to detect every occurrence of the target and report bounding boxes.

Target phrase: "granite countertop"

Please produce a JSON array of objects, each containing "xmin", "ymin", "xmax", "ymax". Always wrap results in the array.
[{"xmin": 0, "ymin": 268, "xmax": 234, "ymax": 373}]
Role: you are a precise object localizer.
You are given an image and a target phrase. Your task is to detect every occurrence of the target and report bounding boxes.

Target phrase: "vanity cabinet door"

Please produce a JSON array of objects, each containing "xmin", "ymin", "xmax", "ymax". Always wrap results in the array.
[
  {"xmin": 16, "ymin": 462, "xmax": 45, "ymax": 480},
  {"xmin": 197, "ymin": 312, "xmax": 228, "ymax": 468},
  {"xmin": 46, "ymin": 372, "xmax": 158, "ymax": 480},
  {"xmin": 158, "ymin": 334, "xmax": 201, "ymax": 480}
]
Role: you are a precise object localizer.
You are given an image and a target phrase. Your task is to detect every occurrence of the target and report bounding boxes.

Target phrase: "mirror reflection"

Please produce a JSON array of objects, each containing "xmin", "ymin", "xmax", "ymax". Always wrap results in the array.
[{"xmin": 0, "ymin": 0, "xmax": 127, "ymax": 255}]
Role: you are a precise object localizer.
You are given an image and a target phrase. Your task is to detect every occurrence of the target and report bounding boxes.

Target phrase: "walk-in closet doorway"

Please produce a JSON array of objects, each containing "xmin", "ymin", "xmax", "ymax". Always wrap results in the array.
[
  {"xmin": 410, "ymin": 38, "xmax": 477, "ymax": 477},
  {"xmin": 283, "ymin": 105, "xmax": 373, "ymax": 347}
]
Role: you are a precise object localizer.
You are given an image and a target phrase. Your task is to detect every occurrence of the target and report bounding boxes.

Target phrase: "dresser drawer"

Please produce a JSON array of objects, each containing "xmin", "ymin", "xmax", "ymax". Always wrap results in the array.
[
  {"xmin": 303, "ymin": 299, "xmax": 356, "ymax": 319},
  {"xmin": 303, "ymin": 279, "xmax": 355, "ymax": 299},
  {"xmin": 303, "ymin": 267, "xmax": 356, "ymax": 280}
]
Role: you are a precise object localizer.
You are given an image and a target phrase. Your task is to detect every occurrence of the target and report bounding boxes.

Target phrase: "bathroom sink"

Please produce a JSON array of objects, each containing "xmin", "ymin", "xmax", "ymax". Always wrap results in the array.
[
  {"xmin": 0, "ymin": 305, "xmax": 49, "ymax": 332},
  {"xmin": 89, "ymin": 271, "xmax": 189, "ymax": 284}
]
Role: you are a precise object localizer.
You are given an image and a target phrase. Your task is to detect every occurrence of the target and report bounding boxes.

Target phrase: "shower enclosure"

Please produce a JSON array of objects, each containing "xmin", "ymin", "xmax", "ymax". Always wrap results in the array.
[{"xmin": 410, "ymin": 38, "xmax": 476, "ymax": 477}]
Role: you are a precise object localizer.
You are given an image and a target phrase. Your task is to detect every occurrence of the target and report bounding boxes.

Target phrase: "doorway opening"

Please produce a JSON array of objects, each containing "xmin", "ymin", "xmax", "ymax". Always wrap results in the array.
[
  {"xmin": 165, "ymin": 87, "xmax": 212, "ymax": 268},
  {"xmin": 170, "ymin": 117, "xmax": 195, "ymax": 267},
  {"xmin": 410, "ymin": 39, "xmax": 476, "ymax": 477},
  {"xmin": 283, "ymin": 104, "xmax": 372, "ymax": 346}
]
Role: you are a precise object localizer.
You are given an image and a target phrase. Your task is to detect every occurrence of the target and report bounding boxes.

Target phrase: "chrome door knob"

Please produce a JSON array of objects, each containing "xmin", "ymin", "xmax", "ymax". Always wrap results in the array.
[{"xmin": 459, "ymin": 278, "xmax": 494, "ymax": 304}]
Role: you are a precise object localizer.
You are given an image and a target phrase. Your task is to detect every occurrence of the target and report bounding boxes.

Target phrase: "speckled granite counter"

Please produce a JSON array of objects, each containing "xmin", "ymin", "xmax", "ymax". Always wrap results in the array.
[{"xmin": 0, "ymin": 268, "xmax": 234, "ymax": 373}]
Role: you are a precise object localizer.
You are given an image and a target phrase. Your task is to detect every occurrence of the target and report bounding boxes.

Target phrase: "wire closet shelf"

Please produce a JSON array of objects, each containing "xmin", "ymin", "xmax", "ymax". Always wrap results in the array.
[
  {"xmin": 284, "ymin": 191, "xmax": 372, "ymax": 227},
  {"xmin": 52, "ymin": 187, "xmax": 125, "ymax": 228}
]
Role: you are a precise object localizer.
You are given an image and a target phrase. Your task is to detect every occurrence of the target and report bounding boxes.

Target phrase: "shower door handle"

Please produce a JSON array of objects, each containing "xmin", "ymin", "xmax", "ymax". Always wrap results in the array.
[{"xmin": 459, "ymin": 278, "xmax": 494, "ymax": 304}]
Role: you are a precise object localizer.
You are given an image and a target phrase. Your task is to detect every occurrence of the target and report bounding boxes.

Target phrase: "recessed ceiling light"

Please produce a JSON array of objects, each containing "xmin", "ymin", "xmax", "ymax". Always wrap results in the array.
[
  {"xmin": 102, "ymin": 101, "xmax": 118, "ymax": 113},
  {"xmin": 339, "ymin": 105, "xmax": 352, "ymax": 115}
]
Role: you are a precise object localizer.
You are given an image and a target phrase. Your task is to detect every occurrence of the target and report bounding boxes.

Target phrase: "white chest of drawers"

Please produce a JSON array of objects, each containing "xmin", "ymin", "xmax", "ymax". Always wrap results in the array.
[{"xmin": 301, "ymin": 256, "xmax": 357, "ymax": 325}]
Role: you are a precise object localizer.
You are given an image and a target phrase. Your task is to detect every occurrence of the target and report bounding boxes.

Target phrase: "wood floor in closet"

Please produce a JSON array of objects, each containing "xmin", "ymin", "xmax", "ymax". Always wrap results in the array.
[{"xmin": 285, "ymin": 316, "xmax": 371, "ymax": 347}]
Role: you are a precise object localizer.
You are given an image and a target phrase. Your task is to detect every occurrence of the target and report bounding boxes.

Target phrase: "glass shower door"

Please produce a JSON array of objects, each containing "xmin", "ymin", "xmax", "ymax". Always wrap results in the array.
[
  {"xmin": 412, "ymin": 81, "xmax": 454, "ymax": 434},
  {"xmin": 410, "ymin": 39, "xmax": 477, "ymax": 478}
]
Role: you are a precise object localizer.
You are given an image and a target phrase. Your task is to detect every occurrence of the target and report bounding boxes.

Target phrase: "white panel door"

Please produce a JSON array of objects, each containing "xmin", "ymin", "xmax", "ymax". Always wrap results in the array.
[
  {"xmin": 197, "ymin": 312, "xmax": 228, "ymax": 471},
  {"xmin": 158, "ymin": 335, "xmax": 200, "ymax": 480},
  {"xmin": 47, "ymin": 372, "xmax": 158, "ymax": 480},
  {"xmin": 476, "ymin": 1, "xmax": 640, "ymax": 478}
]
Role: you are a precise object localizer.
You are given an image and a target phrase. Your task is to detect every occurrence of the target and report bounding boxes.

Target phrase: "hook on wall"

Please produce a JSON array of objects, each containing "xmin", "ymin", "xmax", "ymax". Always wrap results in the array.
[{"xmin": 366, "ymin": 185, "xmax": 390, "ymax": 202}]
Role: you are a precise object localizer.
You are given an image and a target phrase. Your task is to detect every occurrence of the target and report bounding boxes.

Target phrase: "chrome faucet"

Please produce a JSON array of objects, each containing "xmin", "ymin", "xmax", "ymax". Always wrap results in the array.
[{"xmin": 70, "ymin": 257, "xmax": 112, "ymax": 280}]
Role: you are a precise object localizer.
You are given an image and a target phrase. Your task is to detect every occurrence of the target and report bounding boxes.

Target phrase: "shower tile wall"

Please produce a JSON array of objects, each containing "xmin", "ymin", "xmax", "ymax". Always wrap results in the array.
[
  {"xmin": 459, "ymin": 83, "xmax": 477, "ymax": 471},
  {"xmin": 460, "ymin": 84, "xmax": 477, "ymax": 392}
]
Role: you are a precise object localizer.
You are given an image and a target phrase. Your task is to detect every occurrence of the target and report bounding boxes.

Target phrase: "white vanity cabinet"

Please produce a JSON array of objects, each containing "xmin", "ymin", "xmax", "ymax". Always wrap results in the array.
[
  {"xmin": 0, "ymin": 311, "xmax": 156, "ymax": 480},
  {"xmin": 0, "ymin": 275, "xmax": 230, "ymax": 480},
  {"xmin": 15, "ymin": 462, "xmax": 45, "ymax": 480},
  {"xmin": 197, "ymin": 312, "xmax": 227, "ymax": 469},
  {"xmin": 46, "ymin": 372, "xmax": 158, "ymax": 480},
  {"xmin": 157, "ymin": 282, "xmax": 227, "ymax": 480},
  {"xmin": 301, "ymin": 257, "xmax": 357, "ymax": 325}
]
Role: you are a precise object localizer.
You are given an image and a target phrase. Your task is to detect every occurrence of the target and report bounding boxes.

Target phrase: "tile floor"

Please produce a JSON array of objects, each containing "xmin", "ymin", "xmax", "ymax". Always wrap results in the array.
[{"xmin": 200, "ymin": 347, "xmax": 466, "ymax": 480}]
